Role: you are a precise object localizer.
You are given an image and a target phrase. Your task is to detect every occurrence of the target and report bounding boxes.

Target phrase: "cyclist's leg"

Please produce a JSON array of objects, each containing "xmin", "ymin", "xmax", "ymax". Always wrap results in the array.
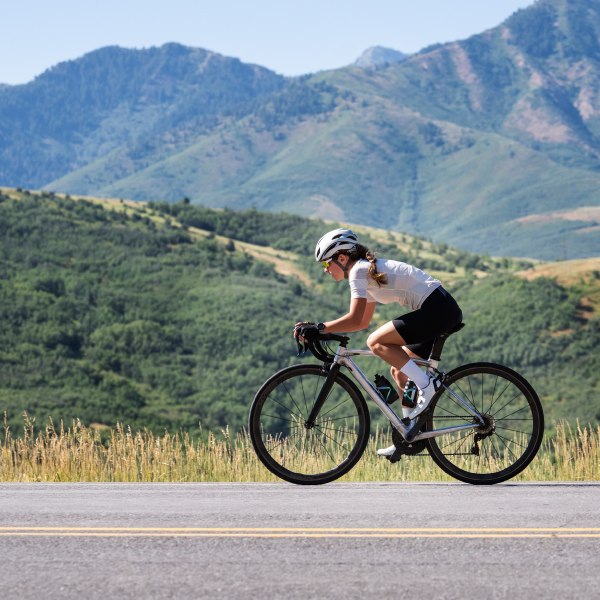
[
  {"xmin": 367, "ymin": 322, "xmax": 410, "ymax": 373},
  {"xmin": 367, "ymin": 322, "xmax": 431, "ymax": 387}
]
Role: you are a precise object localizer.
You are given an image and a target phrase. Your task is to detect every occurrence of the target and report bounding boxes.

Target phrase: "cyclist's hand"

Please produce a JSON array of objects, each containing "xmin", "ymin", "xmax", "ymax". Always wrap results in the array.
[
  {"xmin": 296, "ymin": 322, "xmax": 320, "ymax": 343},
  {"xmin": 294, "ymin": 321, "xmax": 315, "ymax": 342},
  {"xmin": 294, "ymin": 321, "xmax": 314, "ymax": 342}
]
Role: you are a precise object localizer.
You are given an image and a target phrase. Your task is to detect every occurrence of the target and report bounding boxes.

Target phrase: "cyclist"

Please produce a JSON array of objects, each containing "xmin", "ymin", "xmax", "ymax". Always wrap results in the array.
[{"xmin": 295, "ymin": 228, "xmax": 462, "ymax": 457}]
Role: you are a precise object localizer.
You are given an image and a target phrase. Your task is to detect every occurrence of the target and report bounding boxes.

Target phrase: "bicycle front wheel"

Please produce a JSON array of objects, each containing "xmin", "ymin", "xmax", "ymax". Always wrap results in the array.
[
  {"xmin": 249, "ymin": 364, "xmax": 370, "ymax": 485},
  {"xmin": 426, "ymin": 363, "xmax": 544, "ymax": 485}
]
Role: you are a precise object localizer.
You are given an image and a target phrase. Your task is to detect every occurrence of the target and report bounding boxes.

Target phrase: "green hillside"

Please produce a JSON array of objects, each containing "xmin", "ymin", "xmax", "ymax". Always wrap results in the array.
[
  {"xmin": 2, "ymin": 0, "xmax": 600, "ymax": 259},
  {"xmin": 1, "ymin": 187, "xmax": 598, "ymax": 438}
]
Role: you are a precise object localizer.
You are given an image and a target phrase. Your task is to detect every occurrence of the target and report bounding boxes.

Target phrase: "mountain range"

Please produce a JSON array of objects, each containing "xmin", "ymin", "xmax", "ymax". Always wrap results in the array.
[{"xmin": 2, "ymin": 0, "xmax": 600, "ymax": 260}]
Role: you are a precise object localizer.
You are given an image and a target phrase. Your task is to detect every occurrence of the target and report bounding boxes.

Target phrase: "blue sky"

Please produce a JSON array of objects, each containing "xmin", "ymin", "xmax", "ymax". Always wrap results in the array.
[{"xmin": 2, "ymin": 0, "xmax": 536, "ymax": 85}]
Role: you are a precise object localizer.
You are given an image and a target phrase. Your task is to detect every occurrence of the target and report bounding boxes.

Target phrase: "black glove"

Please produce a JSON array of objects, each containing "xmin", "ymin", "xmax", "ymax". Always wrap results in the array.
[{"xmin": 297, "ymin": 323, "xmax": 320, "ymax": 342}]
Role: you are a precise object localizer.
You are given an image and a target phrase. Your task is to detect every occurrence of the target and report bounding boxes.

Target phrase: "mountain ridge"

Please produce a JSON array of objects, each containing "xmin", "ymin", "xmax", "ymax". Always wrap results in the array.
[{"xmin": 2, "ymin": 0, "xmax": 600, "ymax": 259}]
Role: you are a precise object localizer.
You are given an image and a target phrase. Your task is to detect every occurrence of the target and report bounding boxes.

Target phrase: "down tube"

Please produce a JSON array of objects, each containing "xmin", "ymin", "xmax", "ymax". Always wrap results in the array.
[{"xmin": 338, "ymin": 356, "xmax": 407, "ymax": 435}]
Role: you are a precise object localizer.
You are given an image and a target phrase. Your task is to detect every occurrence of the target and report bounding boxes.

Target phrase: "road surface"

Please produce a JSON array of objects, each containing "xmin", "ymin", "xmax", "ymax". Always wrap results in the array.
[{"xmin": 1, "ymin": 482, "xmax": 599, "ymax": 599}]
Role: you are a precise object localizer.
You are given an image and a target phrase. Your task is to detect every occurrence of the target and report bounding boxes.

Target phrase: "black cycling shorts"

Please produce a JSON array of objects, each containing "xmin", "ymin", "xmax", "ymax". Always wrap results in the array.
[{"xmin": 392, "ymin": 287, "xmax": 462, "ymax": 359}]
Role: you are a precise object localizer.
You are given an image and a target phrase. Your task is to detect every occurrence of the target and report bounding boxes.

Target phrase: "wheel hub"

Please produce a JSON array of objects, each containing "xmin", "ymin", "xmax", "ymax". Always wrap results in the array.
[{"xmin": 475, "ymin": 413, "xmax": 496, "ymax": 436}]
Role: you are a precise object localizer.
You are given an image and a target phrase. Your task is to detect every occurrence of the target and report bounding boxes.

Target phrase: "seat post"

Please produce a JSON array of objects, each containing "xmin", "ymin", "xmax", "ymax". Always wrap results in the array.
[{"xmin": 429, "ymin": 336, "xmax": 447, "ymax": 363}]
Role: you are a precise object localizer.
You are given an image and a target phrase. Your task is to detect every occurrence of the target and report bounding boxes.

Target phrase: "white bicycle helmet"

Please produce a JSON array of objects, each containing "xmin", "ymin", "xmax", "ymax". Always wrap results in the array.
[{"xmin": 315, "ymin": 228, "xmax": 359, "ymax": 262}]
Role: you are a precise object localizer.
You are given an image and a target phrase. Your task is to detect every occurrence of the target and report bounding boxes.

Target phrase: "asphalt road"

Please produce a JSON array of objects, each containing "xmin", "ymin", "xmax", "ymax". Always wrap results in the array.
[{"xmin": 1, "ymin": 482, "xmax": 599, "ymax": 599}]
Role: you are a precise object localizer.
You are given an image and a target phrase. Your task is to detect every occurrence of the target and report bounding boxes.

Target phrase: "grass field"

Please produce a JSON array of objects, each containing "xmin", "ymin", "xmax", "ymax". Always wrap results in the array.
[{"xmin": 1, "ymin": 416, "xmax": 597, "ymax": 483}]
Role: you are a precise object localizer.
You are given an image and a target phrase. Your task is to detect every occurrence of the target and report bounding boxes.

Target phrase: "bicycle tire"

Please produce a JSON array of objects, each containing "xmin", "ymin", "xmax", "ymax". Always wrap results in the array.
[
  {"xmin": 426, "ymin": 362, "xmax": 544, "ymax": 485},
  {"xmin": 249, "ymin": 364, "xmax": 370, "ymax": 485}
]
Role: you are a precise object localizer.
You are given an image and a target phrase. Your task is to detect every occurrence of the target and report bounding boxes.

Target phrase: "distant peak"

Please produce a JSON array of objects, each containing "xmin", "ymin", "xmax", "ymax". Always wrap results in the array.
[{"xmin": 353, "ymin": 46, "xmax": 409, "ymax": 68}]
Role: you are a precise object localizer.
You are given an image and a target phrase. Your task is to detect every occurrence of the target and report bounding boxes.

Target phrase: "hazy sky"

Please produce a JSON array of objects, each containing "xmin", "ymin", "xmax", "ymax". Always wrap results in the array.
[{"xmin": 2, "ymin": 0, "xmax": 536, "ymax": 85}]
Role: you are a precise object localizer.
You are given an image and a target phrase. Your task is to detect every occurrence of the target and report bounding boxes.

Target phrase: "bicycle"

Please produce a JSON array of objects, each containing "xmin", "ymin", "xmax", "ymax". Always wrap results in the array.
[{"xmin": 249, "ymin": 323, "xmax": 544, "ymax": 485}]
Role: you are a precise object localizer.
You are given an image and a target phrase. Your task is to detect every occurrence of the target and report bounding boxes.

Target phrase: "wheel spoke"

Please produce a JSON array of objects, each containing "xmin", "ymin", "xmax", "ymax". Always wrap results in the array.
[
  {"xmin": 316, "ymin": 424, "xmax": 358, "ymax": 436},
  {"xmin": 467, "ymin": 375, "xmax": 476, "ymax": 407},
  {"xmin": 281, "ymin": 381, "xmax": 307, "ymax": 420},
  {"xmin": 260, "ymin": 425, "xmax": 303, "ymax": 435},
  {"xmin": 433, "ymin": 402, "xmax": 471, "ymax": 421},
  {"xmin": 441, "ymin": 388, "xmax": 474, "ymax": 416},
  {"xmin": 261, "ymin": 414, "xmax": 302, "ymax": 424},
  {"xmin": 490, "ymin": 391, "xmax": 525, "ymax": 419},
  {"xmin": 319, "ymin": 396, "xmax": 350, "ymax": 418},
  {"xmin": 487, "ymin": 380, "xmax": 512, "ymax": 413},
  {"xmin": 314, "ymin": 424, "xmax": 348, "ymax": 451},
  {"xmin": 495, "ymin": 425, "xmax": 530, "ymax": 435},
  {"xmin": 495, "ymin": 405, "xmax": 530, "ymax": 421},
  {"xmin": 299, "ymin": 375, "xmax": 310, "ymax": 418},
  {"xmin": 494, "ymin": 432, "xmax": 528, "ymax": 450},
  {"xmin": 487, "ymin": 375, "xmax": 499, "ymax": 414},
  {"xmin": 452, "ymin": 381, "xmax": 472, "ymax": 408},
  {"xmin": 494, "ymin": 433, "xmax": 517, "ymax": 463},
  {"xmin": 312, "ymin": 432, "xmax": 337, "ymax": 464},
  {"xmin": 481, "ymin": 374, "xmax": 484, "ymax": 414},
  {"xmin": 266, "ymin": 395, "xmax": 302, "ymax": 420}
]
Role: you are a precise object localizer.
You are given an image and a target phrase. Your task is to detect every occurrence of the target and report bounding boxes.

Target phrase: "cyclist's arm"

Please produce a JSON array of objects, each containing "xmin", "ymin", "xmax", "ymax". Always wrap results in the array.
[{"xmin": 322, "ymin": 298, "xmax": 376, "ymax": 333}]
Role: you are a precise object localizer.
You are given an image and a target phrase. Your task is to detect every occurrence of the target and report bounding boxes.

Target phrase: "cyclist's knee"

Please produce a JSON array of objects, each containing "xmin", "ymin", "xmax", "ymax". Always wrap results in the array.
[
  {"xmin": 367, "ymin": 334, "xmax": 381, "ymax": 353},
  {"xmin": 367, "ymin": 337, "xmax": 384, "ymax": 354}
]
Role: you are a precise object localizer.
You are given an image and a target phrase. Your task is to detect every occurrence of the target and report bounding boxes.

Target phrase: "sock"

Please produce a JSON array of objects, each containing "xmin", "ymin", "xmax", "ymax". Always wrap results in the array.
[
  {"xmin": 400, "ymin": 360, "xmax": 430, "ymax": 390},
  {"xmin": 402, "ymin": 406, "xmax": 412, "ymax": 419}
]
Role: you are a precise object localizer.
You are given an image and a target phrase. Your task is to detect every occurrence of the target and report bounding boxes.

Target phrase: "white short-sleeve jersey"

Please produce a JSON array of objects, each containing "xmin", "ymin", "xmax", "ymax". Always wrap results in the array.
[{"xmin": 348, "ymin": 259, "xmax": 441, "ymax": 310}]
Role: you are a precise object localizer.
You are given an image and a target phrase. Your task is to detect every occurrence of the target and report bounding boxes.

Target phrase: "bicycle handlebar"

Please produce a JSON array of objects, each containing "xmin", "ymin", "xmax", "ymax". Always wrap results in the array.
[{"xmin": 296, "ymin": 332, "xmax": 349, "ymax": 363}]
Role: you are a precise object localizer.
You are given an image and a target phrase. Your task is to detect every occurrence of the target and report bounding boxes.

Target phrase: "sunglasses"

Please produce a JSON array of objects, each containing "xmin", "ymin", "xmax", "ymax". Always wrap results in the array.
[{"xmin": 321, "ymin": 261, "xmax": 330, "ymax": 268}]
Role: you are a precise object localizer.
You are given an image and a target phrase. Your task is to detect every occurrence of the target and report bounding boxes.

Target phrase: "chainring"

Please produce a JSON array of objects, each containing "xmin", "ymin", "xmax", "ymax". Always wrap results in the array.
[{"xmin": 392, "ymin": 428, "xmax": 428, "ymax": 456}]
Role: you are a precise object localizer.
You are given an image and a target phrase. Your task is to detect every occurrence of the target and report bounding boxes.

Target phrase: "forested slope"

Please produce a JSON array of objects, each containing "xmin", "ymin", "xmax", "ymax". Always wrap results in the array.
[{"xmin": 0, "ymin": 188, "xmax": 598, "ymax": 437}]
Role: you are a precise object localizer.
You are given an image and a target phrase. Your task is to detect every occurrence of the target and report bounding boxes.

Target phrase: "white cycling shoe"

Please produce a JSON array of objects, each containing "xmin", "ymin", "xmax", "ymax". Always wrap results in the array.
[
  {"xmin": 408, "ymin": 381, "xmax": 437, "ymax": 419},
  {"xmin": 377, "ymin": 444, "xmax": 396, "ymax": 457}
]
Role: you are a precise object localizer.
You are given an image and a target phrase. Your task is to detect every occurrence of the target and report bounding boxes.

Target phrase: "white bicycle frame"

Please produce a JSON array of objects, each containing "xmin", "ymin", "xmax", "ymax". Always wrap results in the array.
[{"xmin": 333, "ymin": 345, "xmax": 484, "ymax": 442}]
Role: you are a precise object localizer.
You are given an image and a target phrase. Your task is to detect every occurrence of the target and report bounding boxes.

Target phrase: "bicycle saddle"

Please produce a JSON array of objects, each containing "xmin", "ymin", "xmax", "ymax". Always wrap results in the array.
[
  {"xmin": 445, "ymin": 322, "xmax": 465, "ymax": 337},
  {"xmin": 430, "ymin": 322, "xmax": 465, "ymax": 361}
]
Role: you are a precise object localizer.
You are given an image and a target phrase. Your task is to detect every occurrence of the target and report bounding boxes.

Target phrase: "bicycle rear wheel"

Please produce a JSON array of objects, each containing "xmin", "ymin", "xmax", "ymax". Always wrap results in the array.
[
  {"xmin": 426, "ymin": 363, "xmax": 544, "ymax": 485},
  {"xmin": 249, "ymin": 364, "xmax": 370, "ymax": 485}
]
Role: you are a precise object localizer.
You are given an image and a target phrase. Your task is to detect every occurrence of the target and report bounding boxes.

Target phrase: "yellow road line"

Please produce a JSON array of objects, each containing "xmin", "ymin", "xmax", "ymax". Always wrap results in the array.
[
  {"xmin": 1, "ymin": 527, "xmax": 600, "ymax": 539},
  {"xmin": 1, "ymin": 527, "xmax": 600, "ymax": 532},
  {"xmin": 1, "ymin": 532, "xmax": 600, "ymax": 538}
]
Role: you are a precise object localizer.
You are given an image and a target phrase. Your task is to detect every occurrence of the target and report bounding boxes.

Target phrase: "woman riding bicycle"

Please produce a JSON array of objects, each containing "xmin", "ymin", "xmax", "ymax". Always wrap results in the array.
[{"xmin": 296, "ymin": 228, "xmax": 462, "ymax": 458}]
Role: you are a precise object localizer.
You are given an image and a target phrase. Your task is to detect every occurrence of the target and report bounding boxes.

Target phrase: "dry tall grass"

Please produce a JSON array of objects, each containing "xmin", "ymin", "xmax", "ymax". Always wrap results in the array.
[{"xmin": 1, "ymin": 414, "xmax": 598, "ymax": 482}]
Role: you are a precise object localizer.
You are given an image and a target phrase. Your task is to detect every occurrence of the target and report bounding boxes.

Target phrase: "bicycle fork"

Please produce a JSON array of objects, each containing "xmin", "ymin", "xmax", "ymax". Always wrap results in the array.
[{"xmin": 305, "ymin": 363, "xmax": 341, "ymax": 428}]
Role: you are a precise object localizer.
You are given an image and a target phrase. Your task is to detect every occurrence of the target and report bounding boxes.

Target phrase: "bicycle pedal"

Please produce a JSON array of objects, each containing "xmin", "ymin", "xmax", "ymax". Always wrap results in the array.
[{"xmin": 401, "ymin": 417, "xmax": 411, "ymax": 426}]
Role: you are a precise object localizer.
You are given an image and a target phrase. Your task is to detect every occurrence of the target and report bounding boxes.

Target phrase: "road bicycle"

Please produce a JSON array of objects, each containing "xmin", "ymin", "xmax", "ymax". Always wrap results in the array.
[{"xmin": 249, "ymin": 323, "xmax": 544, "ymax": 485}]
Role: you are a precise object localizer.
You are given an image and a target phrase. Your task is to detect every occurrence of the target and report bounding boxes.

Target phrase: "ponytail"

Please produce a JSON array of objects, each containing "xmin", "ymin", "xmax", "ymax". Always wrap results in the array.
[{"xmin": 336, "ymin": 243, "xmax": 388, "ymax": 287}]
